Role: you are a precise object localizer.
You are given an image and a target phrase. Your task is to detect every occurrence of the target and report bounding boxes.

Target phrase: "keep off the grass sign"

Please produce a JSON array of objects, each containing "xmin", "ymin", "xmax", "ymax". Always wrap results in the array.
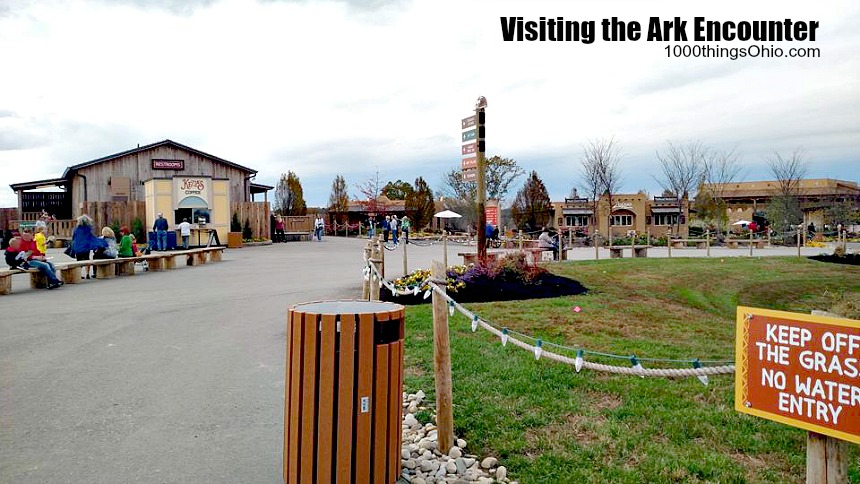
[{"xmin": 735, "ymin": 306, "xmax": 860, "ymax": 443}]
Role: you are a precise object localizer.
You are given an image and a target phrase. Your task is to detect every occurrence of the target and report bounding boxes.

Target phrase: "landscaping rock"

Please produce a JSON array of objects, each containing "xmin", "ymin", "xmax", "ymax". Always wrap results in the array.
[{"xmin": 480, "ymin": 457, "xmax": 497, "ymax": 469}]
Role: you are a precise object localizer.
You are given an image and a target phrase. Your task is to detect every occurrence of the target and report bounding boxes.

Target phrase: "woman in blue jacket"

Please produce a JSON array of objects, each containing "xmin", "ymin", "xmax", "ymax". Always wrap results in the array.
[{"xmin": 70, "ymin": 215, "xmax": 107, "ymax": 279}]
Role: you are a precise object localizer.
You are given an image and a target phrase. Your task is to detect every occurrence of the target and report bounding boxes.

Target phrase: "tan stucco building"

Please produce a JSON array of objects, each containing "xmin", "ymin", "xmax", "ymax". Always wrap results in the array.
[
  {"xmin": 552, "ymin": 193, "xmax": 690, "ymax": 238},
  {"xmin": 706, "ymin": 178, "xmax": 860, "ymax": 228}
]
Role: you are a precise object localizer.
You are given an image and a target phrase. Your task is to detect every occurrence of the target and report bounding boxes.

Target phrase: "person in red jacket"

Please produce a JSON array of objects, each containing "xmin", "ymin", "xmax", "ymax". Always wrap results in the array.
[{"xmin": 8, "ymin": 230, "xmax": 63, "ymax": 289}]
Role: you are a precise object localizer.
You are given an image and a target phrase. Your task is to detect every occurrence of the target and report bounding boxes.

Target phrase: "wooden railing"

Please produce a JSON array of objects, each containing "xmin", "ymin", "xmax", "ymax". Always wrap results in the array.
[{"xmin": 10, "ymin": 219, "xmax": 77, "ymax": 239}]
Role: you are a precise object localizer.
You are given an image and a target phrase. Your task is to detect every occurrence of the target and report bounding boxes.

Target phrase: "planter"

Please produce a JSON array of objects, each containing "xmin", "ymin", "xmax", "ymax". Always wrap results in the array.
[{"xmin": 227, "ymin": 232, "xmax": 243, "ymax": 248}]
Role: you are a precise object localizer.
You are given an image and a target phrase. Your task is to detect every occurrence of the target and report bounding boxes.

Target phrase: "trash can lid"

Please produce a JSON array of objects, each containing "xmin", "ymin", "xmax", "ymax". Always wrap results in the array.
[{"xmin": 292, "ymin": 300, "xmax": 404, "ymax": 316}]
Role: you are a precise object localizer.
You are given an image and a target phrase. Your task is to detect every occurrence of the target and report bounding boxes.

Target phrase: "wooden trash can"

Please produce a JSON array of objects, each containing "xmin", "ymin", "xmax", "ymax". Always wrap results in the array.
[{"xmin": 285, "ymin": 301, "xmax": 405, "ymax": 484}]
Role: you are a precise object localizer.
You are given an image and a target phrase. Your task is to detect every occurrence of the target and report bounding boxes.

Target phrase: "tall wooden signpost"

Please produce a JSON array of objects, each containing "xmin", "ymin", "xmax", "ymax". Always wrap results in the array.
[
  {"xmin": 735, "ymin": 307, "xmax": 859, "ymax": 483},
  {"xmin": 461, "ymin": 96, "xmax": 487, "ymax": 259}
]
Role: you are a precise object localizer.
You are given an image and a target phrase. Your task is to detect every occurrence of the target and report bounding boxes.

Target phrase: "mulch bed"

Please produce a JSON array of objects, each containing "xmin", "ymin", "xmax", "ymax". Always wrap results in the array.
[
  {"xmin": 808, "ymin": 254, "xmax": 860, "ymax": 266},
  {"xmin": 381, "ymin": 273, "xmax": 587, "ymax": 305}
]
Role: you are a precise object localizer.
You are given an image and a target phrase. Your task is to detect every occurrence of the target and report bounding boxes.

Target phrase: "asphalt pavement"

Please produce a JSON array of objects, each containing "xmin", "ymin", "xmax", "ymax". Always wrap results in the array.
[{"xmin": 0, "ymin": 236, "xmax": 843, "ymax": 483}]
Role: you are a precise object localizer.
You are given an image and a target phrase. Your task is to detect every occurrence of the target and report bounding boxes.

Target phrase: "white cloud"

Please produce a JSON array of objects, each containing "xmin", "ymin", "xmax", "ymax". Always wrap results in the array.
[{"xmin": 0, "ymin": 0, "xmax": 857, "ymax": 210}]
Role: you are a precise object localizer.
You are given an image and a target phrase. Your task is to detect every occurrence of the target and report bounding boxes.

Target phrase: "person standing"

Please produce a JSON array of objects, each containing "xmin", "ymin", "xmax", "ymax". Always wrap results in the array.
[
  {"xmin": 34, "ymin": 224, "xmax": 49, "ymax": 255},
  {"xmin": 400, "ymin": 215, "xmax": 411, "ymax": 244},
  {"xmin": 382, "ymin": 216, "xmax": 390, "ymax": 243},
  {"xmin": 71, "ymin": 215, "xmax": 107, "ymax": 279},
  {"xmin": 178, "ymin": 218, "xmax": 192, "ymax": 249},
  {"xmin": 314, "ymin": 215, "xmax": 325, "ymax": 241},
  {"xmin": 275, "ymin": 216, "xmax": 285, "ymax": 243},
  {"xmin": 152, "ymin": 212, "xmax": 169, "ymax": 251},
  {"xmin": 391, "ymin": 215, "xmax": 399, "ymax": 245}
]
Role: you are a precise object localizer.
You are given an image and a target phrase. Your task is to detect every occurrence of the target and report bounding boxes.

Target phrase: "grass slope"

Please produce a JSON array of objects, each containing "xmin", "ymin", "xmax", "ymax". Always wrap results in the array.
[{"xmin": 402, "ymin": 257, "xmax": 860, "ymax": 483}]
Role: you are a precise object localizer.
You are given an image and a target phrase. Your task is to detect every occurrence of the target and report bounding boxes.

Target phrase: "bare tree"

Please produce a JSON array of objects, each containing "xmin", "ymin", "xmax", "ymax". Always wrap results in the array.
[
  {"xmin": 654, "ymin": 141, "xmax": 707, "ymax": 234},
  {"xmin": 441, "ymin": 155, "xmax": 524, "ymax": 229},
  {"xmin": 700, "ymin": 148, "xmax": 743, "ymax": 233},
  {"xmin": 580, "ymin": 137, "xmax": 624, "ymax": 245},
  {"xmin": 766, "ymin": 148, "xmax": 808, "ymax": 233},
  {"xmin": 355, "ymin": 171, "xmax": 384, "ymax": 217}
]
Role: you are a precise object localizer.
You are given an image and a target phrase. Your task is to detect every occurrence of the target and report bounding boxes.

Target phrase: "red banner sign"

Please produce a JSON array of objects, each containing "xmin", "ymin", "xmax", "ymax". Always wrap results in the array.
[
  {"xmin": 462, "ymin": 169, "xmax": 477, "ymax": 182},
  {"xmin": 485, "ymin": 206, "xmax": 499, "ymax": 227},
  {"xmin": 461, "ymin": 143, "xmax": 476, "ymax": 155},
  {"xmin": 461, "ymin": 156, "xmax": 477, "ymax": 170},
  {"xmin": 152, "ymin": 159, "xmax": 185, "ymax": 170},
  {"xmin": 735, "ymin": 306, "xmax": 860, "ymax": 443}
]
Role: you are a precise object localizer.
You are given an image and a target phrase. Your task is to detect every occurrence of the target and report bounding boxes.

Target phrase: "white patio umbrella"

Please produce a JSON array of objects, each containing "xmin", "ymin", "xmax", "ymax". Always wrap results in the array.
[{"xmin": 434, "ymin": 210, "xmax": 462, "ymax": 267}]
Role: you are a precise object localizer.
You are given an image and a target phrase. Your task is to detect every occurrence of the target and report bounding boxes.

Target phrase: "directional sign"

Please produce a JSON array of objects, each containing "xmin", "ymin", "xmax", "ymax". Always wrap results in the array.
[
  {"xmin": 461, "ymin": 156, "xmax": 477, "ymax": 170},
  {"xmin": 735, "ymin": 306, "xmax": 860, "ymax": 443},
  {"xmin": 462, "ymin": 169, "xmax": 477, "ymax": 182},
  {"xmin": 462, "ymin": 129, "xmax": 477, "ymax": 142},
  {"xmin": 461, "ymin": 115, "xmax": 477, "ymax": 130},
  {"xmin": 461, "ymin": 143, "xmax": 477, "ymax": 155}
]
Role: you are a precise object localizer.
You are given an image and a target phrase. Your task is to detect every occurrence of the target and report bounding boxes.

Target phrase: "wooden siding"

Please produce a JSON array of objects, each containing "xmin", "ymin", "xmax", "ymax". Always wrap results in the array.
[
  {"xmin": 70, "ymin": 145, "xmax": 252, "ymax": 211},
  {"xmin": 231, "ymin": 201, "xmax": 271, "ymax": 239},
  {"xmin": 80, "ymin": 201, "xmax": 148, "ymax": 234}
]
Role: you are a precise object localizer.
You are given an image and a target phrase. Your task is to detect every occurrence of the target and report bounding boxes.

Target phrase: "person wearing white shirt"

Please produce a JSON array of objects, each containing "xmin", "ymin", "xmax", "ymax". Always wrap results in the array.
[{"xmin": 178, "ymin": 218, "xmax": 192, "ymax": 249}]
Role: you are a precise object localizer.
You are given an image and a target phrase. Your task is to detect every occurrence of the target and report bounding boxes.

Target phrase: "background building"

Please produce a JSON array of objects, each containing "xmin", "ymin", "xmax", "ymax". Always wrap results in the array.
[
  {"xmin": 552, "ymin": 193, "xmax": 690, "ymax": 238},
  {"xmin": 7, "ymin": 140, "xmax": 272, "ymax": 243}
]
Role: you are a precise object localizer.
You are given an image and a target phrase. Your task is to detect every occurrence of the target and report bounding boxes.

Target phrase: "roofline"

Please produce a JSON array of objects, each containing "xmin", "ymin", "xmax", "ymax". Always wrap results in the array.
[
  {"xmin": 9, "ymin": 177, "xmax": 70, "ymax": 191},
  {"xmin": 61, "ymin": 139, "xmax": 258, "ymax": 177},
  {"xmin": 250, "ymin": 182, "xmax": 274, "ymax": 190}
]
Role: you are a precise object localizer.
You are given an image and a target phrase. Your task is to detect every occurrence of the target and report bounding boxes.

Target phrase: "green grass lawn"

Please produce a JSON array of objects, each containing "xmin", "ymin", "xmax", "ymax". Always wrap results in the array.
[{"xmin": 402, "ymin": 257, "xmax": 860, "ymax": 483}]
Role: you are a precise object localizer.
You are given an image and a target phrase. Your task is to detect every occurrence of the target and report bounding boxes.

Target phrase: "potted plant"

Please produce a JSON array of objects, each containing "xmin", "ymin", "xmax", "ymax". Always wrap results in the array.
[{"xmin": 228, "ymin": 212, "xmax": 243, "ymax": 248}]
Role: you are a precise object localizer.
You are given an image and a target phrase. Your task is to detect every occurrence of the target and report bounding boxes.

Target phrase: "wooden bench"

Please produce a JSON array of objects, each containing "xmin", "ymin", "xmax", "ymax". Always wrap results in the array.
[
  {"xmin": 284, "ymin": 231, "xmax": 313, "ymax": 242},
  {"xmin": 726, "ymin": 239, "xmax": 766, "ymax": 249},
  {"xmin": 0, "ymin": 267, "xmax": 48, "ymax": 294},
  {"xmin": 458, "ymin": 251, "xmax": 504, "ymax": 265},
  {"xmin": 670, "ymin": 239, "xmax": 708, "ymax": 249},
  {"xmin": 523, "ymin": 247, "xmax": 555, "ymax": 263},
  {"xmin": 608, "ymin": 246, "xmax": 625, "ymax": 258},
  {"xmin": 4, "ymin": 247, "xmax": 228, "ymax": 295},
  {"xmin": 633, "ymin": 246, "xmax": 649, "ymax": 258}
]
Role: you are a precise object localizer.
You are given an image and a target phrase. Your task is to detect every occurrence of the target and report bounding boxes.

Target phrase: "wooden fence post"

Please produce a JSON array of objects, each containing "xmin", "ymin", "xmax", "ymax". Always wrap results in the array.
[
  {"xmin": 749, "ymin": 228, "xmax": 754, "ymax": 257},
  {"xmin": 402, "ymin": 238, "xmax": 408, "ymax": 277},
  {"xmin": 797, "ymin": 227, "xmax": 802, "ymax": 257},
  {"xmin": 431, "ymin": 260, "xmax": 454, "ymax": 454},
  {"xmin": 594, "ymin": 231, "xmax": 599, "ymax": 261},
  {"xmin": 362, "ymin": 240, "xmax": 372, "ymax": 300},
  {"xmin": 706, "ymin": 230, "xmax": 711, "ymax": 258},
  {"xmin": 443, "ymin": 230, "xmax": 448, "ymax": 269},
  {"xmin": 646, "ymin": 227, "xmax": 651, "ymax": 248},
  {"xmin": 807, "ymin": 309, "xmax": 849, "ymax": 484},
  {"xmin": 667, "ymin": 229, "xmax": 672, "ymax": 258},
  {"xmin": 369, "ymin": 239, "xmax": 382, "ymax": 301},
  {"xmin": 518, "ymin": 230, "xmax": 523, "ymax": 250},
  {"xmin": 377, "ymin": 235, "xmax": 385, "ymax": 279}
]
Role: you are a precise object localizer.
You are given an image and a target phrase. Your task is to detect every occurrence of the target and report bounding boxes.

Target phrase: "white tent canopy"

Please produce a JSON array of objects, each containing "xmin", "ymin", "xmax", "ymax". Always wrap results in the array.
[{"xmin": 434, "ymin": 210, "xmax": 462, "ymax": 219}]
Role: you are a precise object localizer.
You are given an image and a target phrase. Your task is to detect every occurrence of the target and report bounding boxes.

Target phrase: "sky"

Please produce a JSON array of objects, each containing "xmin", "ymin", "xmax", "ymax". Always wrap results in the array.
[{"xmin": 0, "ymin": 0, "xmax": 857, "ymax": 208}]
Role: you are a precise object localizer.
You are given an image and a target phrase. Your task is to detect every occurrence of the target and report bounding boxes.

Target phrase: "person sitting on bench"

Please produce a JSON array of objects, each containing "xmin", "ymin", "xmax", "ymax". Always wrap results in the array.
[
  {"xmin": 538, "ymin": 227, "xmax": 559, "ymax": 260},
  {"xmin": 5, "ymin": 236, "xmax": 63, "ymax": 289}
]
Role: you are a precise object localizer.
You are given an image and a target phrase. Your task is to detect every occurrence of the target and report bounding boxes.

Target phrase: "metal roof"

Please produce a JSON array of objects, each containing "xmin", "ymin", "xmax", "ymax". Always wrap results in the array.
[
  {"xmin": 9, "ymin": 177, "xmax": 69, "ymax": 192},
  {"xmin": 61, "ymin": 139, "xmax": 258, "ymax": 178}
]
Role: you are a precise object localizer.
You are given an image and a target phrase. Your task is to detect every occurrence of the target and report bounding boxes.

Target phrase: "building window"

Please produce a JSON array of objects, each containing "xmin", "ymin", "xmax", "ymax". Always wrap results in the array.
[
  {"xmin": 611, "ymin": 214, "xmax": 632, "ymax": 226},
  {"xmin": 565, "ymin": 215, "xmax": 590, "ymax": 226},
  {"xmin": 652, "ymin": 213, "xmax": 679, "ymax": 226}
]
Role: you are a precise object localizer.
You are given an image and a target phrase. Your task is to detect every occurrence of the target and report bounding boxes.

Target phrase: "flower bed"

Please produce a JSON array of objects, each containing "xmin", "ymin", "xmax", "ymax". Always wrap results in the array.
[{"xmin": 382, "ymin": 252, "xmax": 587, "ymax": 304}]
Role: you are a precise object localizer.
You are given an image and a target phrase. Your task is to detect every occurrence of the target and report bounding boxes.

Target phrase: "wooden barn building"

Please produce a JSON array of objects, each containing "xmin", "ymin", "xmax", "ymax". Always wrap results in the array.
[{"xmin": 8, "ymin": 140, "xmax": 272, "ymax": 244}]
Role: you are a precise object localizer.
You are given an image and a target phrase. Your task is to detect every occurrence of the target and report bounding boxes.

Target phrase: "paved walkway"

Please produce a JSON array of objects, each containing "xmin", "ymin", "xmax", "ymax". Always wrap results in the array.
[{"xmin": 0, "ymin": 236, "xmax": 839, "ymax": 482}]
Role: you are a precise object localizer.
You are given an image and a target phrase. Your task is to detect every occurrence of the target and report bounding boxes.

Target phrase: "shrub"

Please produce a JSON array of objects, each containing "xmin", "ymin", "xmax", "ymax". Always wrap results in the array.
[
  {"xmin": 242, "ymin": 218, "xmax": 253, "ymax": 240},
  {"xmin": 231, "ymin": 212, "xmax": 242, "ymax": 232},
  {"xmin": 131, "ymin": 217, "xmax": 145, "ymax": 243}
]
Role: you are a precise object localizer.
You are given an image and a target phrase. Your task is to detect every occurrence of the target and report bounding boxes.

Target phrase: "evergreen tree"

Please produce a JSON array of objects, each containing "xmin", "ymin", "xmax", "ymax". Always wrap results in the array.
[
  {"xmin": 275, "ymin": 171, "xmax": 307, "ymax": 216},
  {"xmin": 328, "ymin": 175, "xmax": 349, "ymax": 222},
  {"xmin": 511, "ymin": 171, "xmax": 552, "ymax": 230},
  {"xmin": 381, "ymin": 180, "xmax": 414, "ymax": 200},
  {"xmin": 406, "ymin": 177, "xmax": 435, "ymax": 230}
]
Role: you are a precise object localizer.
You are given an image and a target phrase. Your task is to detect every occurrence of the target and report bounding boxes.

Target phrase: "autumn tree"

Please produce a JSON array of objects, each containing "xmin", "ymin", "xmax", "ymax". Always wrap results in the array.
[
  {"xmin": 356, "ymin": 171, "xmax": 384, "ymax": 215},
  {"xmin": 405, "ymin": 177, "xmax": 435, "ymax": 230},
  {"xmin": 382, "ymin": 180, "xmax": 414, "ymax": 200},
  {"xmin": 328, "ymin": 175, "xmax": 349, "ymax": 222},
  {"xmin": 275, "ymin": 171, "xmax": 307, "ymax": 216},
  {"xmin": 442, "ymin": 155, "xmax": 525, "ymax": 228},
  {"xmin": 511, "ymin": 171, "xmax": 552, "ymax": 230}
]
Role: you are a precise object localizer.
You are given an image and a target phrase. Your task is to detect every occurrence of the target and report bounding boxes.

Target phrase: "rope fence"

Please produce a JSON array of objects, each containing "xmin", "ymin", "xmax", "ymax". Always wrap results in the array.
[{"xmin": 363, "ymin": 259, "xmax": 735, "ymax": 383}]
